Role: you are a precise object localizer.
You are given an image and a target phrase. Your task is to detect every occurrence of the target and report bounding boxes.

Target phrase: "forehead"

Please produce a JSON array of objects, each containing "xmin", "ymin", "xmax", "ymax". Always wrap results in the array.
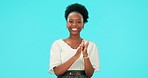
[{"xmin": 67, "ymin": 12, "xmax": 83, "ymax": 20}]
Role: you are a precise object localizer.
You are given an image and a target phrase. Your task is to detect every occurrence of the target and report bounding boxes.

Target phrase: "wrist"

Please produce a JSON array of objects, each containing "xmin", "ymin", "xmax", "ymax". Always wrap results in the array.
[
  {"xmin": 83, "ymin": 53, "xmax": 88, "ymax": 58},
  {"xmin": 83, "ymin": 56, "xmax": 89, "ymax": 59}
]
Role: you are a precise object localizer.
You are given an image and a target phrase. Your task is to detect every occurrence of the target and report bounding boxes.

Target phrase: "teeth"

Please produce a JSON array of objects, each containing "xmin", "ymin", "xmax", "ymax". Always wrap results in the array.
[{"xmin": 72, "ymin": 28, "xmax": 77, "ymax": 31}]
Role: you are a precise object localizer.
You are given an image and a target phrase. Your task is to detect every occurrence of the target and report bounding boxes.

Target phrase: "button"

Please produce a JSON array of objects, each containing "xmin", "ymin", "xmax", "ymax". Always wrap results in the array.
[{"xmin": 69, "ymin": 72, "xmax": 72, "ymax": 75}]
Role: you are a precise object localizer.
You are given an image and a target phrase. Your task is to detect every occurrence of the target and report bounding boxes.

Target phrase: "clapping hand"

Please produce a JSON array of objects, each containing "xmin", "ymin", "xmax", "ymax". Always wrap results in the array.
[
  {"xmin": 81, "ymin": 40, "xmax": 89, "ymax": 58},
  {"xmin": 74, "ymin": 40, "xmax": 89, "ymax": 59}
]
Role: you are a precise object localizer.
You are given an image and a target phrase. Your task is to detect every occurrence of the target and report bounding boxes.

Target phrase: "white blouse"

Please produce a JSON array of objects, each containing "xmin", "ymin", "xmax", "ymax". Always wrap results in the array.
[{"xmin": 49, "ymin": 39, "xmax": 100, "ymax": 74}]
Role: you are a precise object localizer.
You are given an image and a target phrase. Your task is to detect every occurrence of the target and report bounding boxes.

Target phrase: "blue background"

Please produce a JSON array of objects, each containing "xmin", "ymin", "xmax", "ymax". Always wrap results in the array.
[{"xmin": 0, "ymin": 0, "xmax": 148, "ymax": 78}]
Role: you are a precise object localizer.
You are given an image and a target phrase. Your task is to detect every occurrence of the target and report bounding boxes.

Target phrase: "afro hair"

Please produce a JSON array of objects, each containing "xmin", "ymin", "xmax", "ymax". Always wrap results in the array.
[{"xmin": 65, "ymin": 3, "xmax": 89, "ymax": 23}]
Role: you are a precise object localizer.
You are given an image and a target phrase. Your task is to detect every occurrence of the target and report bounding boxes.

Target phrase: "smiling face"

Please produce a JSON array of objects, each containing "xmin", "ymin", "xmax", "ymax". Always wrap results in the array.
[{"xmin": 66, "ymin": 12, "xmax": 84, "ymax": 35}]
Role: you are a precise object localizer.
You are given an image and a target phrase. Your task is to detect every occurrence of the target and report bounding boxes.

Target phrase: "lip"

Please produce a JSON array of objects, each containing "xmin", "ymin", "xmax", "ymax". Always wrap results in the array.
[{"xmin": 71, "ymin": 30, "xmax": 78, "ymax": 32}]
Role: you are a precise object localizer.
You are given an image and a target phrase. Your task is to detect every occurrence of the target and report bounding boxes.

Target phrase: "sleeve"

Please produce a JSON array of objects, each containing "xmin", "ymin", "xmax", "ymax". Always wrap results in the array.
[
  {"xmin": 89, "ymin": 42, "xmax": 100, "ymax": 72},
  {"xmin": 48, "ymin": 41, "xmax": 62, "ymax": 74}
]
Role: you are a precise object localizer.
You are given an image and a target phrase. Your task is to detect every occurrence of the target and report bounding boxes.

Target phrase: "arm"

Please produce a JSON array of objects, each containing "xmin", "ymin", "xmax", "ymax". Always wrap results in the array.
[
  {"xmin": 54, "ymin": 47, "xmax": 82, "ymax": 76},
  {"xmin": 84, "ymin": 56, "xmax": 94, "ymax": 77},
  {"xmin": 82, "ymin": 41, "xmax": 94, "ymax": 77},
  {"xmin": 54, "ymin": 56, "xmax": 77, "ymax": 76}
]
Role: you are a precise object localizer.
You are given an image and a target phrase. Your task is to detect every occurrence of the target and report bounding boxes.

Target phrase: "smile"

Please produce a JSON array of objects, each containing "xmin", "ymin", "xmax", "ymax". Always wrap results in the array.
[{"xmin": 72, "ymin": 28, "xmax": 78, "ymax": 31}]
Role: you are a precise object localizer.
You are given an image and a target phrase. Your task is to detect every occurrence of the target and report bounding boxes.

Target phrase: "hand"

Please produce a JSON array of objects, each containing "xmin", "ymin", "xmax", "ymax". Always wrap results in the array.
[
  {"xmin": 74, "ymin": 46, "xmax": 83, "ymax": 59},
  {"xmin": 81, "ymin": 40, "xmax": 89, "ymax": 57}
]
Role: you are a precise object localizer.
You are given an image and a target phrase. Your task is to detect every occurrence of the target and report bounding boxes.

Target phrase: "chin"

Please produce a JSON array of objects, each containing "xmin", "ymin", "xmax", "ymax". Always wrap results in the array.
[{"xmin": 70, "ymin": 32, "xmax": 79, "ymax": 35}]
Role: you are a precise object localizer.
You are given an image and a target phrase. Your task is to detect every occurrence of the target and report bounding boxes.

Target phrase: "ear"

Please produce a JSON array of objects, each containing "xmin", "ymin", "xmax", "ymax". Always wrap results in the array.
[
  {"xmin": 66, "ymin": 22, "xmax": 68, "ymax": 28},
  {"xmin": 82, "ymin": 24, "xmax": 84, "ymax": 29}
]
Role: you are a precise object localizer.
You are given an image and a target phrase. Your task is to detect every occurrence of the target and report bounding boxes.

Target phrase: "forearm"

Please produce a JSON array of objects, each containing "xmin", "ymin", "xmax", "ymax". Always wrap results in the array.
[
  {"xmin": 54, "ymin": 56, "xmax": 77, "ymax": 76},
  {"xmin": 84, "ymin": 57, "xmax": 94, "ymax": 77}
]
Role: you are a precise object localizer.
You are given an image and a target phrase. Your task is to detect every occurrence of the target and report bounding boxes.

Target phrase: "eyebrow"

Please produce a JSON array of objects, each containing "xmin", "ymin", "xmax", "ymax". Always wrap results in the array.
[{"xmin": 68, "ymin": 19, "xmax": 81, "ymax": 20}]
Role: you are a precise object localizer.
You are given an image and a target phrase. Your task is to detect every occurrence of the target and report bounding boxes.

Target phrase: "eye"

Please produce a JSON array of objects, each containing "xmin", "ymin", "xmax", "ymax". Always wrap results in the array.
[
  {"xmin": 77, "ymin": 20, "xmax": 82, "ymax": 24},
  {"xmin": 68, "ymin": 19, "xmax": 73, "ymax": 23},
  {"xmin": 77, "ymin": 21, "xmax": 81, "ymax": 23}
]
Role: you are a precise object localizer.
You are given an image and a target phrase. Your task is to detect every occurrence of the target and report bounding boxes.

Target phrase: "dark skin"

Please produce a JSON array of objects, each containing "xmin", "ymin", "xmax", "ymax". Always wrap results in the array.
[{"xmin": 53, "ymin": 12, "xmax": 94, "ymax": 78}]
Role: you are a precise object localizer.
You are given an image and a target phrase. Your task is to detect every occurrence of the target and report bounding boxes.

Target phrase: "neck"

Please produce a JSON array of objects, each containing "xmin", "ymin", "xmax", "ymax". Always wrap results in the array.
[{"xmin": 68, "ymin": 34, "xmax": 82, "ymax": 41}]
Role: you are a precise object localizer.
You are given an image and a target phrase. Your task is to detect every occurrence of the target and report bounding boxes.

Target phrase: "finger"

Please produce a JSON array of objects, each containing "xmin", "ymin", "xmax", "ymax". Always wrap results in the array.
[
  {"xmin": 85, "ymin": 41, "xmax": 89, "ymax": 49},
  {"xmin": 83, "ymin": 41, "xmax": 89, "ymax": 52},
  {"xmin": 80, "ymin": 45, "xmax": 83, "ymax": 51},
  {"xmin": 81, "ymin": 40, "xmax": 85, "ymax": 46},
  {"xmin": 78, "ymin": 47, "xmax": 82, "ymax": 51},
  {"xmin": 83, "ymin": 48, "xmax": 87, "ymax": 53},
  {"xmin": 80, "ymin": 40, "xmax": 85, "ymax": 50}
]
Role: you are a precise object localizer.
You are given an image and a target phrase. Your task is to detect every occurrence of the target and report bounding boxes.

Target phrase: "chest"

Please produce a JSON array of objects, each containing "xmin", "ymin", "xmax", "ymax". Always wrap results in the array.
[{"xmin": 68, "ymin": 42, "xmax": 81, "ymax": 49}]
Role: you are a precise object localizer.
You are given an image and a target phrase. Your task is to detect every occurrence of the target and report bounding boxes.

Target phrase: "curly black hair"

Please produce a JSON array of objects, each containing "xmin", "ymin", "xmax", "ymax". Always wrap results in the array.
[{"xmin": 65, "ymin": 3, "xmax": 89, "ymax": 23}]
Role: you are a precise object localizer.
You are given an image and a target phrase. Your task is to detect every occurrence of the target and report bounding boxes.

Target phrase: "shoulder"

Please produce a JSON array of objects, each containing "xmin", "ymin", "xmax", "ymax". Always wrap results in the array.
[
  {"xmin": 84, "ymin": 39, "xmax": 99, "ymax": 51},
  {"xmin": 51, "ymin": 39, "xmax": 63, "ymax": 47},
  {"xmin": 52, "ymin": 39, "xmax": 63, "ymax": 44}
]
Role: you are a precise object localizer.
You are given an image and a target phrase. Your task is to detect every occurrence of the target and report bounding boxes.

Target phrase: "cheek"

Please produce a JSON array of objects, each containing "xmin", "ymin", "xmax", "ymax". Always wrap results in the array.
[
  {"xmin": 80, "ymin": 24, "xmax": 84, "ymax": 28},
  {"xmin": 82, "ymin": 24, "xmax": 84, "ymax": 27},
  {"xmin": 66, "ymin": 22, "xmax": 71, "ymax": 27}
]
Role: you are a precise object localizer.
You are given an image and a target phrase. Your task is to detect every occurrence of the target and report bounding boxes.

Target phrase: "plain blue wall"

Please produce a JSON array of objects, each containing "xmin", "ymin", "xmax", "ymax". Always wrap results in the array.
[{"xmin": 0, "ymin": 0, "xmax": 148, "ymax": 78}]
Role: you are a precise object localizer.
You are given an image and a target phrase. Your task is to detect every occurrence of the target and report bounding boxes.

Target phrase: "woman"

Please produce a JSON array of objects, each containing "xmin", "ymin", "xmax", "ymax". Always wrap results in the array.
[{"xmin": 49, "ymin": 3, "xmax": 100, "ymax": 78}]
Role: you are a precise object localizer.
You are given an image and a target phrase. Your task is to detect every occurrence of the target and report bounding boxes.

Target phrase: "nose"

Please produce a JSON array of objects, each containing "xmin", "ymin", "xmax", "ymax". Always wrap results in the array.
[{"xmin": 72, "ymin": 22, "xmax": 78, "ymax": 27}]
